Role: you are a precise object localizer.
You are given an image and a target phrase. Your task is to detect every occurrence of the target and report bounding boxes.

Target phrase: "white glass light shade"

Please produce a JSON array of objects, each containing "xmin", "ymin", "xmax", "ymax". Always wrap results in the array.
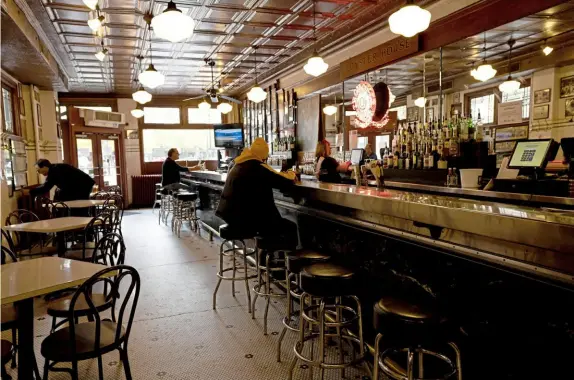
[
  {"xmin": 471, "ymin": 63, "xmax": 497, "ymax": 82},
  {"xmin": 414, "ymin": 97, "xmax": 426, "ymax": 108},
  {"xmin": 304, "ymin": 55, "xmax": 329, "ymax": 77},
  {"xmin": 499, "ymin": 77, "xmax": 520, "ymax": 93},
  {"xmin": 389, "ymin": 4, "xmax": 431, "ymax": 38},
  {"xmin": 543, "ymin": 46, "xmax": 553, "ymax": 56},
  {"xmin": 132, "ymin": 88, "xmax": 152, "ymax": 104},
  {"xmin": 138, "ymin": 64, "xmax": 165, "ymax": 89},
  {"xmin": 131, "ymin": 109, "xmax": 144, "ymax": 118},
  {"xmin": 247, "ymin": 86, "xmax": 267, "ymax": 103},
  {"xmin": 198, "ymin": 100, "xmax": 211, "ymax": 110},
  {"xmin": 95, "ymin": 49, "xmax": 107, "ymax": 61},
  {"xmin": 151, "ymin": 1, "xmax": 195, "ymax": 43},
  {"xmin": 345, "ymin": 110, "xmax": 357, "ymax": 116},
  {"xmin": 88, "ymin": 16, "xmax": 104, "ymax": 31},
  {"xmin": 217, "ymin": 102, "xmax": 233, "ymax": 114},
  {"xmin": 323, "ymin": 105, "xmax": 337, "ymax": 116},
  {"xmin": 82, "ymin": 0, "xmax": 98, "ymax": 10}
]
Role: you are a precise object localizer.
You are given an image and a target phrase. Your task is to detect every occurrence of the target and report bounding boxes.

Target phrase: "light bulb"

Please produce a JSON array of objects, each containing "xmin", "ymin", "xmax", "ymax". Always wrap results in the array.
[
  {"xmin": 247, "ymin": 86, "xmax": 267, "ymax": 103},
  {"xmin": 304, "ymin": 54, "xmax": 329, "ymax": 77},
  {"xmin": 323, "ymin": 105, "xmax": 337, "ymax": 116},
  {"xmin": 95, "ymin": 48, "xmax": 107, "ymax": 61},
  {"xmin": 138, "ymin": 64, "xmax": 165, "ymax": 89},
  {"xmin": 217, "ymin": 102, "xmax": 233, "ymax": 114},
  {"xmin": 414, "ymin": 97, "xmax": 426, "ymax": 108},
  {"xmin": 389, "ymin": 3, "xmax": 431, "ymax": 38},
  {"xmin": 543, "ymin": 46, "xmax": 553, "ymax": 56},
  {"xmin": 132, "ymin": 87, "xmax": 152, "ymax": 104},
  {"xmin": 471, "ymin": 63, "xmax": 497, "ymax": 82},
  {"xmin": 499, "ymin": 77, "xmax": 520, "ymax": 93},
  {"xmin": 88, "ymin": 15, "xmax": 104, "ymax": 31},
  {"xmin": 131, "ymin": 109, "xmax": 144, "ymax": 118},
  {"xmin": 151, "ymin": 1, "xmax": 195, "ymax": 42},
  {"xmin": 82, "ymin": 0, "xmax": 98, "ymax": 10},
  {"xmin": 198, "ymin": 100, "xmax": 211, "ymax": 110}
]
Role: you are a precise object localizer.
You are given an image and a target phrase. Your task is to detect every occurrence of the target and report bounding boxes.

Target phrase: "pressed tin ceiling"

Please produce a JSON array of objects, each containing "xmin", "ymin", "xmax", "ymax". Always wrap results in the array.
[{"xmin": 34, "ymin": 0, "xmax": 423, "ymax": 96}]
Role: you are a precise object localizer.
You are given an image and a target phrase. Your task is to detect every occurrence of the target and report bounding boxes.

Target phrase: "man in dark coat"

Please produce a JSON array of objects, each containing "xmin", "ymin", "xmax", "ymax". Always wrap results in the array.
[{"xmin": 29, "ymin": 159, "xmax": 95, "ymax": 201}]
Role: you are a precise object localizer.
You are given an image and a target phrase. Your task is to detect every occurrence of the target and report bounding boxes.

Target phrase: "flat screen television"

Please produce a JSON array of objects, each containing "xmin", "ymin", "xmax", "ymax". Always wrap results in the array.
[{"xmin": 214, "ymin": 123, "xmax": 244, "ymax": 148}]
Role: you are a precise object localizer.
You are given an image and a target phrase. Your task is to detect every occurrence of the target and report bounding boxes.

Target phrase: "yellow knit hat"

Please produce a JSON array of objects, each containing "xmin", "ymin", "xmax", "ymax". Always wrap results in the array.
[{"xmin": 250, "ymin": 138, "xmax": 269, "ymax": 161}]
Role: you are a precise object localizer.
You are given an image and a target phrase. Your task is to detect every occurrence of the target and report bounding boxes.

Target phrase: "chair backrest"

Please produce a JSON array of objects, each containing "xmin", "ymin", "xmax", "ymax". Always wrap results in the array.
[
  {"xmin": 1, "ymin": 245, "xmax": 17, "ymax": 264},
  {"xmin": 50, "ymin": 202, "xmax": 71, "ymax": 218},
  {"xmin": 105, "ymin": 194, "xmax": 124, "ymax": 224},
  {"xmin": 92, "ymin": 233, "xmax": 125, "ymax": 266},
  {"xmin": 93, "ymin": 191, "xmax": 111, "ymax": 200},
  {"xmin": 67, "ymin": 265, "xmax": 140, "ymax": 357},
  {"xmin": 5, "ymin": 210, "xmax": 42, "ymax": 252},
  {"xmin": 35, "ymin": 196, "xmax": 54, "ymax": 220},
  {"xmin": 1, "ymin": 228, "xmax": 16, "ymax": 253},
  {"xmin": 105, "ymin": 185, "xmax": 122, "ymax": 195},
  {"xmin": 5, "ymin": 209, "xmax": 40, "ymax": 226}
]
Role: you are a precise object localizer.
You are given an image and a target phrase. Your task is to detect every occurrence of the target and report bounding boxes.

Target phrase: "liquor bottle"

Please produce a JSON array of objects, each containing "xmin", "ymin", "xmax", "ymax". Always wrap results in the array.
[
  {"xmin": 393, "ymin": 149, "xmax": 400, "ymax": 169},
  {"xmin": 446, "ymin": 168, "xmax": 453, "ymax": 187},
  {"xmin": 437, "ymin": 154, "xmax": 448, "ymax": 169},
  {"xmin": 431, "ymin": 138, "xmax": 438, "ymax": 169},
  {"xmin": 289, "ymin": 136, "xmax": 295, "ymax": 150}
]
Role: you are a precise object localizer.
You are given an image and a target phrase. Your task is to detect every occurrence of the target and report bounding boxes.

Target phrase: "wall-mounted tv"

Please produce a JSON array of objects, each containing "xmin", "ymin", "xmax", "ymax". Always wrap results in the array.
[{"xmin": 214, "ymin": 123, "xmax": 244, "ymax": 148}]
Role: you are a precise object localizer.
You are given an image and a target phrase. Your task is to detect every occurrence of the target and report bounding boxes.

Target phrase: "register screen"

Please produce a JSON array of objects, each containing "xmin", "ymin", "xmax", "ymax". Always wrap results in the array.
[
  {"xmin": 509, "ymin": 140, "xmax": 551, "ymax": 168},
  {"xmin": 351, "ymin": 149, "xmax": 364, "ymax": 165}
]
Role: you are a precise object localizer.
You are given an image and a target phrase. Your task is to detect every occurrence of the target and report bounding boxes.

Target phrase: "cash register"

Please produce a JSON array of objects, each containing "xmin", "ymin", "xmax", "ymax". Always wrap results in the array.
[{"xmin": 492, "ymin": 139, "xmax": 569, "ymax": 196}]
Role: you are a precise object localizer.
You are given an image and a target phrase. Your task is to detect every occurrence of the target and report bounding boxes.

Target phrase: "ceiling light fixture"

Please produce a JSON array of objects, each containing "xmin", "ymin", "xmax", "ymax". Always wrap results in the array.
[
  {"xmin": 323, "ymin": 105, "xmax": 337, "ymax": 116},
  {"xmin": 217, "ymin": 102, "xmax": 233, "ymax": 114},
  {"xmin": 132, "ymin": 84, "xmax": 152, "ymax": 104},
  {"xmin": 247, "ymin": 46, "xmax": 267, "ymax": 103},
  {"xmin": 88, "ymin": 7, "xmax": 105, "ymax": 31},
  {"xmin": 151, "ymin": 1, "xmax": 195, "ymax": 43},
  {"xmin": 499, "ymin": 39, "xmax": 520, "ymax": 93},
  {"xmin": 472, "ymin": 32, "xmax": 497, "ymax": 82},
  {"xmin": 414, "ymin": 97, "xmax": 426, "ymax": 108},
  {"xmin": 82, "ymin": 0, "xmax": 98, "ymax": 10},
  {"xmin": 138, "ymin": 25, "xmax": 165, "ymax": 89},
  {"xmin": 198, "ymin": 99, "xmax": 211, "ymax": 110},
  {"xmin": 131, "ymin": 104, "xmax": 144, "ymax": 118},
  {"xmin": 304, "ymin": 0, "xmax": 328, "ymax": 77},
  {"xmin": 95, "ymin": 41, "xmax": 108, "ymax": 61},
  {"xmin": 389, "ymin": 0, "xmax": 431, "ymax": 38},
  {"xmin": 542, "ymin": 39, "xmax": 553, "ymax": 56}
]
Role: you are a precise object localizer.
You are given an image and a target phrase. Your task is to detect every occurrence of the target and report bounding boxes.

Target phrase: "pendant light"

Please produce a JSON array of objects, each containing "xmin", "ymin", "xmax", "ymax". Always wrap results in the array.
[
  {"xmin": 323, "ymin": 105, "xmax": 337, "ymax": 116},
  {"xmin": 542, "ymin": 39, "xmax": 553, "ymax": 56},
  {"xmin": 132, "ymin": 85, "xmax": 152, "ymax": 104},
  {"xmin": 304, "ymin": 0, "xmax": 328, "ymax": 77},
  {"xmin": 499, "ymin": 39, "xmax": 520, "ymax": 93},
  {"xmin": 88, "ymin": 13, "xmax": 104, "ymax": 32},
  {"xmin": 82, "ymin": 0, "xmax": 98, "ymax": 10},
  {"xmin": 151, "ymin": 1, "xmax": 195, "ymax": 43},
  {"xmin": 472, "ymin": 32, "xmax": 497, "ymax": 82},
  {"xmin": 389, "ymin": 0, "xmax": 431, "ymax": 38},
  {"xmin": 95, "ymin": 41, "xmax": 108, "ymax": 61},
  {"xmin": 414, "ymin": 97, "xmax": 426, "ymax": 108},
  {"xmin": 415, "ymin": 65, "xmax": 426, "ymax": 108},
  {"xmin": 139, "ymin": 25, "xmax": 165, "ymax": 89},
  {"xmin": 247, "ymin": 46, "xmax": 267, "ymax": 103},
  {"xmin": 217, "ymin": 102, "xmax": 233, "ymax": 114},
  {"xmin": 198, "ymin": 99, "xmax": 211, "ymax": 110},
  {"xmin": 131, "ymin": 104, "xmax": 144, "ymax": 118}
]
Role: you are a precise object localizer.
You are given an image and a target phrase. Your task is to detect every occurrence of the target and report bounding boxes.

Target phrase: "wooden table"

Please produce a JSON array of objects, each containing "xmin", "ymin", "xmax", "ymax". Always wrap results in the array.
[{"xmin": 1, "ymin": 257, "xmax": 112, "ymax": 380}]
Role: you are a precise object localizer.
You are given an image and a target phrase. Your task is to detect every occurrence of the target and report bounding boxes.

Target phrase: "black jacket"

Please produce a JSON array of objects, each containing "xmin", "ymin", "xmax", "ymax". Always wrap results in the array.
[
  {"xmin": 318, "ymin": 157, "xmax": 342, "ymax": 184},
  {"xmin": 162, "ymin": 158, "xmax": 188, "ymax": 186},
  {"xmin": 30, "ymin": 163, "xmax": 95, "ymax": 198},
  {"xmin": 216, "ymin": 159, "xmax": 294, "ymax": 234}
]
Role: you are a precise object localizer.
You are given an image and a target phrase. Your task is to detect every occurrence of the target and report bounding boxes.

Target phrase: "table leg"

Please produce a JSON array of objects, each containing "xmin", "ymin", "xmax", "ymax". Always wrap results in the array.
[
  {"xmin": 15, "ymin": 298, "xmax": 35, "ymax": 380},
  {"xmin": 56, "ymin": 231, "xmax": 66, "ymax": 257}
]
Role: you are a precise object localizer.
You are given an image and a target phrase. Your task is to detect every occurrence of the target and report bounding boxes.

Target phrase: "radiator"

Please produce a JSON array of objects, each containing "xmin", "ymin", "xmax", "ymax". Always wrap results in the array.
[{"xmin": 131, "ymin": 175, "xmax": 162, "ymax": 207}]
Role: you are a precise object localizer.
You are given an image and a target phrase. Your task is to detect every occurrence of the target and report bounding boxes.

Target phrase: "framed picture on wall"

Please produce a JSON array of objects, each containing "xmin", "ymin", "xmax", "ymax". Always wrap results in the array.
[
  {"xmin": 406, "ymin": 106, "xmax": 419, "ymax": 122},
  {"xmin": 560, "ymin": 75, "xmax": 574, "ymax": 98},
  {"xmin": 450, "ymin": 103, "xmax": 462, "ymax": 117},
  {"xmin": 566, "ymin": 98, "xmax": 574, "ymax": 117},
  {"xmin": 534, "ymin": 88, "xmax": 551, "ymax": 104},
  {"xmin": 533, "ymin": 104, "xmax": 549, "ymax": 120}
]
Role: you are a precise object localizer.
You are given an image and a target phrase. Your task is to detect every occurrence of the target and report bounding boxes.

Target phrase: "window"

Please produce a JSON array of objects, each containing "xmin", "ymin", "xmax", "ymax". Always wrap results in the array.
[
  {"xmin": 142, "ymin": 129, "xmax": 218, "ymax": 162},
  {"xmin": 502, "ymin": 86, "xmax": 530, "ymax": 119},
  {"xmin": 75, "ymin": 106, "xmax": 113, "ymax": 112},
  {"xmin": 59, "ymin": 106, "xmax": 68, "ymax": 120},
  {"xmin": 375, "ymin": 135, "xmax": 391, "ymax": 158},
  {"xmin": 143, "ymin": 107, "xmax": 181, "ymax": 124},
  {"xmin": 389, "ymin": 105, "xmax": 407, "ymax": 121},
  {"xmin": 469, "ymin": 94, "xmax": 495, "ymax": 125},
  {"xmin": 2, "ymin": 87, "xmax": 14, "ymax": 133},
  {"xmin": 188, "ymin": 108, "xmax": 222, "ymax": 124},
  {"xmin": 357, "ymin": 136, "xmax": 368, "ymax": 149}
]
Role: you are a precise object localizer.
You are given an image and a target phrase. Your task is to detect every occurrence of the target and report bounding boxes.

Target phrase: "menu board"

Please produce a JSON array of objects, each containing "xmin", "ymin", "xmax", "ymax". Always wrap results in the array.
[
  {"xmin": 297, "ymin": 94, "xmax": 320, "ymax": 152},
  {"xmin": 497, "ymin": 101, "xmax": 523, "ymax": 125}
]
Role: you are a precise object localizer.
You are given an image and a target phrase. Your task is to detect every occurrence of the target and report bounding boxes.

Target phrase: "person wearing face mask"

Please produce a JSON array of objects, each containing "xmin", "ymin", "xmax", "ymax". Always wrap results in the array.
[
  {"xmin": 216, "ymin": 138, "xmax": 298, "ymax": 248},
  {"xmin": 28, "ymin": 159, "xmax": 95, "ymax": 202}
]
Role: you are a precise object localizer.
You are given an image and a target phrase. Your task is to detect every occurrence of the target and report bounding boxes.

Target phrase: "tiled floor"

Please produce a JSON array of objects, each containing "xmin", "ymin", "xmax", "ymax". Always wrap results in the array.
[{"xmin": 4, "ymin": 209, "xmax": 370, "ymax": 379}]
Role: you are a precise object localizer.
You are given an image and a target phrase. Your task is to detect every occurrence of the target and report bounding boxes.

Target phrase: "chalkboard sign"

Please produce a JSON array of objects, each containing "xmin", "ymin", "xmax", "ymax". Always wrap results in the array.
[{"xmin": 297, "ymin": 94, "xmax": 320, "ymax": 152}]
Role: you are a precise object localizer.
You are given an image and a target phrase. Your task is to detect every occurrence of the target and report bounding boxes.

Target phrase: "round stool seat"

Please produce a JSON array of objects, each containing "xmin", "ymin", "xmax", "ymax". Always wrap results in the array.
[
  {"xmin": 286, "ymin": 250, "xmax": 330, "ymax": 273},
  {"xmin": 300, "ymin": 262, "xmax": 355, "ymax": 297},
  {"xmin": 254, "ymin": 236, "xmax": 293, "ymax": 251},
  {"xmin": 219, "ymin": 224, "xmax": 252, "ymax": 241},
  {"xmin": 176, "ymin": 192, "xmax": 197, "ymax": 202},
  {"xmin": 160, "ymin": 188, "xmax": 170, "ymax": 195}
]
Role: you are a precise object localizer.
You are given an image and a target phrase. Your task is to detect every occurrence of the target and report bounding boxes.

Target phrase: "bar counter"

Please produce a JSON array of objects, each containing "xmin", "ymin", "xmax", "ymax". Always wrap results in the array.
[{"xmin": 183, "ymin": 170, "xmax": 574, "ymax": 379}]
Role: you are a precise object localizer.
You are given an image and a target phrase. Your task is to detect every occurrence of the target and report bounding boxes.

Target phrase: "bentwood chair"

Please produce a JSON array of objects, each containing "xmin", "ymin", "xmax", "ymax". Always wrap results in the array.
[
  {"xmin": 5, "ymin": 209, "xmax": 57, "ymax": 258},
  {"xmin": 47, "ymin": 233, "xmax": 126, "ymax": 333},
  {"xmin": 50, "ymin": 202, "xmax": 72, "ymax": 219},
  {"xmin": 41, "ymin": 265, "xmax": 141, "ymax": 380},
  {"xmin": 65, "ymin": 215, "xmax": 109, "ymax": 262}
]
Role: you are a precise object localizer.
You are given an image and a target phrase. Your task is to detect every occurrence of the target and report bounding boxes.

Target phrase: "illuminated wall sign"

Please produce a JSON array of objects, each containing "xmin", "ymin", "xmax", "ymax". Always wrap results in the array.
[
  {"xmin": 352, "ymin": 81, "xmax": 376, "ymax": 128},
  {"xmin": 340, "ymin": 35, "xmax": 419, "ymax": 80}
]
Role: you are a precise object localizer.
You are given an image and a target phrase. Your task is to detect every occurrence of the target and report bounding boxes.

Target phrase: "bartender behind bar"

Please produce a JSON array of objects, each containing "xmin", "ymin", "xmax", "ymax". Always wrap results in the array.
[{"xmin": 217, "ymin": 138, "xmax": 298, "ymax": 248}]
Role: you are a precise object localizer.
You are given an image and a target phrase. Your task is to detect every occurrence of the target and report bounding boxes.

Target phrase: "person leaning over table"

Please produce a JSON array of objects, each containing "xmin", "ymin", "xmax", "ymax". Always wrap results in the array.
[
  {"xmin": 161, "ymin": 148, "xmax": 204, "ymax": 192},
  {"xmin": 315, "ymin": 139, "xmax": 351, "ymax": 184},
  {"xmin": 25, "ymin": 159, "xmax": 95, "ymax": 202}
]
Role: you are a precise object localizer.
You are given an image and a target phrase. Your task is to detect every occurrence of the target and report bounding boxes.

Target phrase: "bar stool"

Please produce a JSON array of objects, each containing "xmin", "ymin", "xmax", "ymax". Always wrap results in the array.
[
  {"xmin": 171, "ymin": 192, "xmax": 199, "ymax": 237},
  {"xmin": 158, "ymin": 188, "xmax": 173, "ymax": 225},
  {"xmin": 277, "ymin": 249, "xmax": 331, "ymax": 362},
  {"xmin": 152, "ymin": 183, "xmax": 162, "ymax": 212},
  {"xmin": 251, "ymin": 236, "xmax": 291, "ymax": 335},
  {"xmin": 213, "ymin": 224, "xmax": 257, "ymax": 313},
  {"xmin": 372, "ymin": 295, "xmax": 462, "ymax": 380},
  {"xmin": 288, "ymin": 262, "xmax": 366, "ymax": 380}
]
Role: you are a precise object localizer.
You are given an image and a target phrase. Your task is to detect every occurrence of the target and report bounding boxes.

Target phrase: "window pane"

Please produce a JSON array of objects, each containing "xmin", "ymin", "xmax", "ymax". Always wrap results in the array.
[
  {"xmin": 502, "ymin": 86, "xmax": 530, "ymax": 119},
  {"xmin": 2, "ymin": 88, "xmax": 14, "ymax": 133},
  {"xmin": 143, "ymin": 107, "xmax": 181, "ymax": 124},
  {"xmin": 470, "ymin": 94, "xmax": 495, "ymax": 124},
  {"xmin": 187, "ymin": 108, "xmax": 222, "ymax": 124},
  {"xmin": 75, "ymin": 106, "xmax": 113, "ymax": 112},
  {"xmin": 389, "ymin": 105, "xmax": 407, "ymax": 121},
  {"xmin": 142, "ymin": 129, "xmax": 218, "ymax": 162}
]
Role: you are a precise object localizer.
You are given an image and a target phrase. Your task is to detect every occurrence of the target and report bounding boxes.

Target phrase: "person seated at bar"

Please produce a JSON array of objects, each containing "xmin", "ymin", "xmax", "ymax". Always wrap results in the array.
[
  {"xmin": 364, "ymin": 143, "xmax": 378, "ymax": 160},
  {"xmin": 27, "ymin": 159, "xmax": 95, "ymax": 202},
  {"xmin": 162, "ymin": 148, "xmax": 203, "ymax": 191},
  {"xmin": 315, "ymin": 139, "xmax": 350, "ymax": 183},
  {"xmin": 216, "ymin": 138, "xmax": 298, "ymax": 249}
]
